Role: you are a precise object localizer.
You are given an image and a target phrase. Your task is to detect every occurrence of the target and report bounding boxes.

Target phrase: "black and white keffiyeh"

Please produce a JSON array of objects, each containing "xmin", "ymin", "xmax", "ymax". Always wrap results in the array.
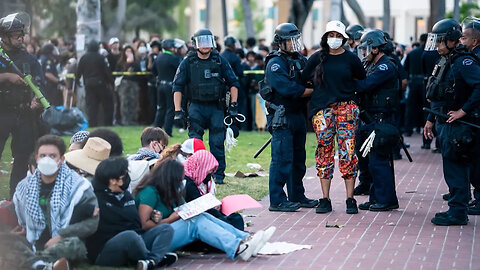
[{"xmin": 13, "ymin": 163, "xmax": 91, "ymax": 245}]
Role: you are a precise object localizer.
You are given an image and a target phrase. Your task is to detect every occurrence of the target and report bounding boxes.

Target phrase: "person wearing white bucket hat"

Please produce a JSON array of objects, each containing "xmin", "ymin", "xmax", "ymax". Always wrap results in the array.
[{"xmin": 301, "ymin": 20, "xmax": 366, "ymax": 215}]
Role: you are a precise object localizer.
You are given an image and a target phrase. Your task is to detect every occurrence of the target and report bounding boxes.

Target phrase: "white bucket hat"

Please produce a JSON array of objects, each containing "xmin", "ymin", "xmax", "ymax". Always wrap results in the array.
[{"xmin": 325, "ymin": 21, "xmax": 349, "ymax": 39}]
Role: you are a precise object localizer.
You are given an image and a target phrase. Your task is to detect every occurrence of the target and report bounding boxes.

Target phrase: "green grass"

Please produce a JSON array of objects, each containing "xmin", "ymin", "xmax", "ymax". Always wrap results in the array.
[{"xmin": 0, "ymin": 126, "xmax": 318, "ymax": 269}]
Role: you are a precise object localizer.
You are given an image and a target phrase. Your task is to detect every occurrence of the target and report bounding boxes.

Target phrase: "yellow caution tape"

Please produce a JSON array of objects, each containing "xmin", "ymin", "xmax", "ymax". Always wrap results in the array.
[{"xmin": 61, "ymin": 70, "xmax": 264, "ymax": 79}]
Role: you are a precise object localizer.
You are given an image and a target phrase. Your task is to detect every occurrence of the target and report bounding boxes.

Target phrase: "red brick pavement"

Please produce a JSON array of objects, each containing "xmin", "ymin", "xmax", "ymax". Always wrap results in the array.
[{"xmin": 170, "ymin": 134, "xmax": 479, "ymax": 270}]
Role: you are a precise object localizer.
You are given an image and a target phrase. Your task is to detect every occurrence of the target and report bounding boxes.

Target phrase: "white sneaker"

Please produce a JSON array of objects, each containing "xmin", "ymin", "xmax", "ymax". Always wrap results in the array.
[
  {"xmin": 237, "ymin": 230, "xmax": 264, "ymax": 261},
  {"xmin": 252, "ymin": 226, "xmax": 276, "ymax": 256}
]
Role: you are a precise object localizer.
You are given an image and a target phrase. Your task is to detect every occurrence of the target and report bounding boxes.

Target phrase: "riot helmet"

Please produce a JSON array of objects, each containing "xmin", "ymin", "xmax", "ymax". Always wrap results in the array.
[
  {"xmin": 358, "ymin": 30, "xmax": 387, "ymax": 61},
  {"xmin": 346, "ymin": 24, "xmax": 364, "ymax": 40},
  {"xmin": 162, "ymin": 39, "xmax": 175, "ymax": 50},
  {"xmin": 0, "ymin": 12, "xmax": 30, "ymax": 37},
  {"xmin": 425, "ymin": 19, "xmax": 462, "ymax": 51},
  {"xmin": 224, "ymin": 36, "xmax": 237, "ymax": 47},
  {"xmin": 462, "ymin": 16, "xmax": 480, "ymax": 31},
  {"xmin": 273, "ymin": 23, "xmax": 304, "ymax": 53},
  {"xmin": 191, "ymin": 28, "xmax": 216, "ymax": 49},
  {"xmin": 382, "ymin": 31, "xmax": 395, "ymax": 55}
]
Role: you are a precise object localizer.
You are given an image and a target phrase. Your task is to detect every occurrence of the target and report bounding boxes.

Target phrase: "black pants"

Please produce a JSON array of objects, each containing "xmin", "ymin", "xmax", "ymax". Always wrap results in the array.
[
  {"xmin": 154, "ymin": 84, "xmax": 174, "ymax": 136},
  {"xmin": 0, "ymin": 110, "xmax": 36, "ymax": 199},
  {"xmin": 85, "ymin": 84, "xmax": 114, "ymax": 127},
  {"xmin": 405, "ymin": 80, "xmax": 425, "ymax": 133}
]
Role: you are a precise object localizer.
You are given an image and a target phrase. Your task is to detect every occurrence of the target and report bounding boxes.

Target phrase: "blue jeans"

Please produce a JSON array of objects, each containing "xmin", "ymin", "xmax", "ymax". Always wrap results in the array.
[
  {"xmin": 169, "ymin": 213, "xmax": 249, "ymax": 259},
  {"xmin": 95, "ymin": 224, "xmax": 173, "ymax": 267}
]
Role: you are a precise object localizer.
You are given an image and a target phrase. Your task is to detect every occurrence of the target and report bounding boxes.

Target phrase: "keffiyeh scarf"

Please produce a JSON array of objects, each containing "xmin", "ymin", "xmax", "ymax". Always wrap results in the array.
[{"xmin": 13, "ymin": 163, "xmax": 91, "ymax": 246}]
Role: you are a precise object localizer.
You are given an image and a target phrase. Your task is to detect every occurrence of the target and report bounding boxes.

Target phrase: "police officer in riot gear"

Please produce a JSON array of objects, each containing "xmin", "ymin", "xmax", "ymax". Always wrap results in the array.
[
  {"xmin": 221, "ymin": 36, "xmax": 245, "ymax": 124},
  {"xmin": 346, "ymin": 24, "xmax": 364, "ymax": 54},
  {"xmin": 355, "ymin": 30, "xmax": 400, "ymax": 212},
  {"xmin": 173, "ymin": 28, "xmax": 239, "ymax": 184},
  {"xmin": 263, "ymin": 23, "xmax": 317, "ymax": 212},
  {"xmin": 152, "ymin": 39, "xmax": 181, "ymax": 137},
  {"xmin": 424, "ymin": 19, "xmax": 480, "ymax": 225},
  {"xmin": 0, "ymin": 13, "xmax": 44, "ymax": 199},
  {"xmin": 460, "ymin": 17, "xmax": 480, "ymax": 215}
]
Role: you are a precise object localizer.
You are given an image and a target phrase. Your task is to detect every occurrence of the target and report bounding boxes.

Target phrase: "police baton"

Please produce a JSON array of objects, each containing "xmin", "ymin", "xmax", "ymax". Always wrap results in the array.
[
  {"xmin": 0, "ymin": 46, "xmax": 50, "ymax": 109},
  {"xmin": 423, "ymin": 107, "xmax": 480, "ymax": 129},
  {"xmin": 253, "ymin": 137, "xmax": 272, "ymax": 158}
]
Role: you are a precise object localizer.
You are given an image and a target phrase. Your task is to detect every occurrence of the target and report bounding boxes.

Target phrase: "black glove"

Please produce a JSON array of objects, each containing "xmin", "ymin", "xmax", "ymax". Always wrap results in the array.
[
  {"xmin": 174, "ymin": 110, "xmax": 185, "ymax": 126},
  {"xmin": 228, "ymin": 102, "xmax": 238, "ymax": 117}
]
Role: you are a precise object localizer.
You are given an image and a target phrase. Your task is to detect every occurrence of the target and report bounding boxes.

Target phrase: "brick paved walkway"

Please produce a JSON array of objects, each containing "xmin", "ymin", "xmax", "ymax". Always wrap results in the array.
[{"xmin": 171, "ymin": 134, "xmax": 479, "ymax": 270}]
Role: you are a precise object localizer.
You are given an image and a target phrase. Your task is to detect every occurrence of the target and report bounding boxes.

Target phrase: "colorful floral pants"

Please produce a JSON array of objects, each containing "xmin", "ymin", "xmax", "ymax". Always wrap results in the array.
[{"xmin": 312, "ymin": 101, "xmax": 359, "ymax": 181}]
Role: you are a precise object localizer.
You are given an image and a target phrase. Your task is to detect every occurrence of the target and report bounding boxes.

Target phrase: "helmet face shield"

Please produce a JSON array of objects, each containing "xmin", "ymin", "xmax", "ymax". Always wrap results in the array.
[
  {"xmin": 194, "ymin": 35, "xmax": 216, "ymax": 49},
  {"xmin": 461, "ymin": 16, "xmax": 480, "ymax": 31},
  {"xmin": 282, "ymin": 35, "xmax": 304, "ymax": 52},
  {"xmin": 425, "ymin": 33, "xmax": 445, "ymax": 51},
  {"xmin": 357, "ymin": 43, "xmax": 373, "ymax": 61}
]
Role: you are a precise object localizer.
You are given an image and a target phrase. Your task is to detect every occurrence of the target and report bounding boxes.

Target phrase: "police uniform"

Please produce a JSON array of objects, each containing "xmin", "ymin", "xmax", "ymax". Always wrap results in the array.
[
  {"xmin": 0, "ymin": 46, "xmax": 44, "ymax": 199},
  {"xmin": 173, "ymin": 50, "xmax": 239, "ymax": 183},
  {"xmin": 40, "ymin": 54, "xmax": 61, "ymax": 106},
  {"xmin": 264, "ymin": 51, "xmax": 310, "ymax": 208},
  {"xmin": 152, "ymin": 50, "xmax": 181, "ymax": 136},
  {"xmin": 469, "ymin": 46, "xmax": 480, "ymax": 212},
  {"xmin": 221, "ymin": 47, "xmax": 245, "ymax": 126},
  {"xmin": 356, "ymin": 54, "xmax": 400, "ymax": 210},
  {"xmin": 427, "ymin": 47, "xmax": 480, "ymax": 221}
]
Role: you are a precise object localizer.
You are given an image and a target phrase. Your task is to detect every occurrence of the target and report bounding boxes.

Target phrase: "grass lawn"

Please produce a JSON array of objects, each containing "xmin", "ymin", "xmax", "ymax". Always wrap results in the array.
[{"xmin": 0, "ymin": 126, "xmax": 318, "ymax": 269}]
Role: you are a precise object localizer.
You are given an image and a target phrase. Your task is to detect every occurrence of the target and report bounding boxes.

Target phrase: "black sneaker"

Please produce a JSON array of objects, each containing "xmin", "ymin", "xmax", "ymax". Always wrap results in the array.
[
  {"xmin": 432, "ymin": 148, "xmax": 441, "ymax": 153},
  {"xmin": 468, "ymin": 202, "xmax": 480, "ymax": 215},
  {"xmin": 421, "ymin": 144, "xmax": 431, "ymax": 149},
  {"xmin": 269, "ymin": 202, "xmax": 300, "ymax": 212},
  {"xmin": 214, "ymin": 178, "xmax": 224, "ymax": 184},
  {"xmin": 292, "ymin": 198, "xmax": 318, "ymax": 208},
  {"xmin": 316, "ymin": 198, "xmax": 332, "ymax": 213},
  {"xmin": 435, "ymin": 211, "xmax": 449, "ymax": 217},
  {"xmin": 431, "ymin": 214, "xmax": 468, "ymax": 226},
  {"xmin": 346, "ymin": 198, "xmax": 358, "ymax": 214},
  {"xmin": 157, "ymin": 252, "xmax": 178, "ymax": 267},
  {"xmin": 358, "ymin": 201, "xmax": 373, "ymax": 210},
  {"xmin": 369, "ymin": 203, "xmax": 399, "ymax": 212},
  {"xmin": 354, "ymin": 183, "xmax": 370, "ymax": 195},
  {"xmin": 442, "ymin": 193, "xmax": 451, "ymax": 201}
]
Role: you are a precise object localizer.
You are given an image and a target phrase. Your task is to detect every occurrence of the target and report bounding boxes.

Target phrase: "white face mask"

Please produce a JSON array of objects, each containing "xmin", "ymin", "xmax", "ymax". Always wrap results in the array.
[
  {"xmin": 327, "ymin": 38, "xmax": 343, "ymax": 50},
  {"xmin": 37, "ymin": 157, "xmax": 59, "ymax": 176}
]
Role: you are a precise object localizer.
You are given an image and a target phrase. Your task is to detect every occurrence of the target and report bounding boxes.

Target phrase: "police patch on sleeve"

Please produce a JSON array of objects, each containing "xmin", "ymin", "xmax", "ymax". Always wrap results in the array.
[
  {"xmin": 463, "ymin": 58, "xmax": 473, "ymax": 66},
  {"xmin": 378, "ymin": 64, "xmax": 388, "ymax": 71},
  {"xmin": 271, "ymin": 63, "xmax": 281, "ymax": 72}
]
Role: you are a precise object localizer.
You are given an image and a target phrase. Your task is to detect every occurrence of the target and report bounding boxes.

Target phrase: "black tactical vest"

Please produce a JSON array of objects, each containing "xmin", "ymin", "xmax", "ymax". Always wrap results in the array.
[
  {"xmin": 362, "ymin": 57, "xmax": 400, "ymax": 110},
  {"xmin": 0, "ymin": 48, "xmax": 33, "ymax": 110},
  {"xmin": 187, "ymin": 51, "xmax": 225, "ymax": 102}
]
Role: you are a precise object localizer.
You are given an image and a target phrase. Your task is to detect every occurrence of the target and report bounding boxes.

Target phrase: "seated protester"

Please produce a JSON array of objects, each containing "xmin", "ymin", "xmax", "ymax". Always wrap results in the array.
[
  {"xmin": 64, "ymin": 137, "xmax": 111, "ymax": 182},
  {"xmin": 86, "ymin": 157, "xmax": 176, "ymax": 270},
  {"xmin": 154, "ymin": 138, "xmax": 206, "ymax": 167},
  {"xmin": 68, "ymin": 131, "xmax": 90, "ymax": 152},
  {"xmin": 134, "ymin": 159, "xmax": 273, "ymax": 261},
  {"xmin": 88, "ymin": 128, "xmax": 124, "ymax": 157},
  {"xmin": 1, "ymin": 135, "xmax": 99, "ymax": 270},
  {"xmin": 184, "ymin": 150, "xmax": 244, "ymax": 231},
  {"xmin": 128, "ymin": 127, "xmax": 169, "ymax": 161}
]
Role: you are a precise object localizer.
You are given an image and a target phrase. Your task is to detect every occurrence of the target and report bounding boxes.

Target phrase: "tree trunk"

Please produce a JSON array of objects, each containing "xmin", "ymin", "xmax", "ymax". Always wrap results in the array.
[
  {"xmin": 241, "ymin": 0, "xmax": 255, "ymax": 39},
  {"xmin": 428, "ymin": 0, "xmax": 445, "ymax": 31},
  {"xmin": 345, "ymin": 0, "xmax": 366, "ymax": 26},
  {"xmin": 105, "ymin": 0, "xmax": 126, "ymax": 39},
  {"xmin": 330, "ymin": 0, "xmax": 342, "ymax": 21},
  {"xmin": 383, "ymin": 0, "xmax": 390, "ymax": 32},
  {"xmin": 288, "ymin": 0, "xmax": 314, "ymax": 30},
  {"xmin": 453, "ymin": 0, "xmax": 460, "ymax": 21},
  {"xmin": 221, "ymin": 0, "xmax": 228, "ymax": 36},
  {"xmin": 76, "ymin": 0, "xmax": 101, "ymax": 112}
]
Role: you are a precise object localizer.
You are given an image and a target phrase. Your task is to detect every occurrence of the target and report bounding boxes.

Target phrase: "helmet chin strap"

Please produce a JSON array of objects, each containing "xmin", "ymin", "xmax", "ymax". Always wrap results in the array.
[{"xmin": 197, "ymin": 48, "xmax": 212, "ymax": 55}]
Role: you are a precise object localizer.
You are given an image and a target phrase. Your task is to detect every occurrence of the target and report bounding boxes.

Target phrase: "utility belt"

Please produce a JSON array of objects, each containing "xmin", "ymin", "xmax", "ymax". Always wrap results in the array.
[
  {"xmin": 359, "ymin": 110, "xmax": 393, "ymax": 124},
  {"xmin": 190, "ymin": 98, "xmax": 227, "ymax": 110},
  {"xmin": 266, "ymin": 102, "xmax": 288, "ymax": 130},
  {"xmin": 361, "ymin": 88, "xmax": 399, "ymax": 109},
  {"xmin": 158, "ymin": 80, "xmax": 173, "ymax": 86}
]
